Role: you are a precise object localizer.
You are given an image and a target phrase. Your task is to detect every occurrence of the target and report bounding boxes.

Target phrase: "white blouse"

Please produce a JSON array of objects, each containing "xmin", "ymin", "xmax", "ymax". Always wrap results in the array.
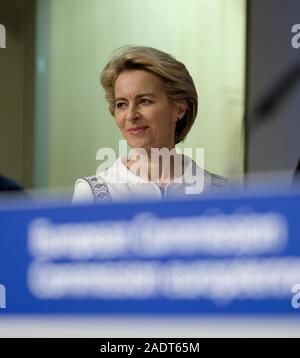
[{"xmin": 72, "ymin": 155, "xmax": 227, "ymax": 203}]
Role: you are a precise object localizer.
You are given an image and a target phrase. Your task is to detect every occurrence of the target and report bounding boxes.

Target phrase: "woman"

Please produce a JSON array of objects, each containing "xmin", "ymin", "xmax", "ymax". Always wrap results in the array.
[{"xmin": 72, "ymin": 46, "xmax": 227, "ymax": 203}]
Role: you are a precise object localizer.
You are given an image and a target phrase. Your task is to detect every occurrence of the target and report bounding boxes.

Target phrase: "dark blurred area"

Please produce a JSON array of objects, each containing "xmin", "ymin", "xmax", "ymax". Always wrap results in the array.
[
  {"xmin": 0, "ymin": 0, "xmax": 35, "ymax": 193},
  {"xmin": 246, "ymin": 0, "xmax": 300, "ymax": 188},
  {"xmin": 0, "ymin": 174, "xmax": 23, "ymax": 192},
  {"xmin": 294, "ymin": 158, "xmax": 300, "ymax": 182}
]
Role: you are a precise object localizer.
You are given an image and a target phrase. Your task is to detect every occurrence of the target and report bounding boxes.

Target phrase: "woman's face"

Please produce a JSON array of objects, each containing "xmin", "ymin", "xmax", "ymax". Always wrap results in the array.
[{"xmin": 113, "ymin": 69, "xmax": 186, "ymax": 150}]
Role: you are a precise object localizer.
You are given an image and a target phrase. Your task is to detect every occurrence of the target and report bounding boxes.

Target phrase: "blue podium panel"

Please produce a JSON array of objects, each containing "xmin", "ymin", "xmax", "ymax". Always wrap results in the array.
[{"xmin": 0, "ymin": 191, "xmax": 300, "ymax": 315}]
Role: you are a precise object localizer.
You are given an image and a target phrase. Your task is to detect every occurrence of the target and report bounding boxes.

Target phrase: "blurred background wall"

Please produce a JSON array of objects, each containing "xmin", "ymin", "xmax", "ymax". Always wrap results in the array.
[
  {"xmin": 0, "ymin": 0, "xmax": 246, "ymax": 191},
  {"xmin": 0, "ymin": 0, "xmax": 35, "ymax": 189}
]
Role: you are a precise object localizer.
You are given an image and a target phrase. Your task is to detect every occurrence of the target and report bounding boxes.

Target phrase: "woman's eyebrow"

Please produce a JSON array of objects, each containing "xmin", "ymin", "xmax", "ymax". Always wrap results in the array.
[
  {"xmin": 114, "ymin": 97, "xmax": 127, "ymax": 103},
  {"xmin": 115, "ymin": 93, "xmax": 155, "ymax": 102},
  {"xmin": 136, "ymin": 93, "xmax": 155, "ymax": 98}
]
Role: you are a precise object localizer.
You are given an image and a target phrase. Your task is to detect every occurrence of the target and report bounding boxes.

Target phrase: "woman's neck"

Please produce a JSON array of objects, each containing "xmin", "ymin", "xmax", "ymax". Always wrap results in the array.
[{"xmin": 126, "ymin": 147, "xmax": 184, "ymax": 186}]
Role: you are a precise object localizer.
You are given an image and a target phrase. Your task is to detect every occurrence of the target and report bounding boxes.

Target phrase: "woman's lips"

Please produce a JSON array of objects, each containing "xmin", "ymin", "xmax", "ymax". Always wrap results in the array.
[{"xmin": 127, "ymin": 126, "xmax": 148, "ymax": 135}]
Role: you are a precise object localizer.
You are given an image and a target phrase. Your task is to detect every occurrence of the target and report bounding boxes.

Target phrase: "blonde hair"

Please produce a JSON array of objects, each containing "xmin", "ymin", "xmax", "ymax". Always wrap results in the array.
[{"xmin": 100, "ymin": 46, "xmax": 198, "ymax": 144}]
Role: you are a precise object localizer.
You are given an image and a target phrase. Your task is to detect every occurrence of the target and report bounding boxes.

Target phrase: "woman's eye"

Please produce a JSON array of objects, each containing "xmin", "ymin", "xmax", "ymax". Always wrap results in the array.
[
  {"xmin": 116, "ymin": 102, "xmax": 126, "ymax": 109},
  {"xmin": 139, "ymin": 98, "xmax": 152, "ymax": 105}
]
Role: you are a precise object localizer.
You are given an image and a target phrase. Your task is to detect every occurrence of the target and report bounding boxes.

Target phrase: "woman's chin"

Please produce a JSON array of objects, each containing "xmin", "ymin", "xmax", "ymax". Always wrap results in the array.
[{"xmin": 127, "ymin": 138, "xmax": 150, "ymax": 150}]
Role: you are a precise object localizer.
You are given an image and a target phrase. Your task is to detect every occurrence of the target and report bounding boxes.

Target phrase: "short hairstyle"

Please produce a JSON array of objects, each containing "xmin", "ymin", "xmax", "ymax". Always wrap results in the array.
[{"xmin": 100, "ymin": 46, "xmax": 198, "ymax": 144}]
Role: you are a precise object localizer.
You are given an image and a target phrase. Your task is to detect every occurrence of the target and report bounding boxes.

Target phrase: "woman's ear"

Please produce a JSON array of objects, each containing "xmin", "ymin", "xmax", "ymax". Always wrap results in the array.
[{"xmin": 176, "ymin": 100, "xmax": 187, "ymax": 120}]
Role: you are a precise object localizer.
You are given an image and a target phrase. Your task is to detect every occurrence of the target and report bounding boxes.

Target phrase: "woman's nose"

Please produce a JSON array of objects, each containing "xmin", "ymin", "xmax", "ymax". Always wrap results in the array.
[{"xmin": 125, "ymin": 104, "xmax": 140, "ymax": 121}]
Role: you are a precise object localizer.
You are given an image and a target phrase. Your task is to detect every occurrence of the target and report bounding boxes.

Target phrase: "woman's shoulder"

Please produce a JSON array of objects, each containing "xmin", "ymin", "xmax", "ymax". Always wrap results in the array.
[
  {"xmin": 181, "ymin": 155, "xmax": 229, "ymax": 195},
  {"xmin": 72, "ymin": 158, "xmax": 126, "ymax": 204},
  {"xmin": 184, "ymin": 155, "xmax": 228, "ymax": 184},
  {"xmin": 203, "ymin": 169, "xmax": 228, "ymax": 193},
  {"xmin": 72, "ymin": 175, "xmax": 113, "ymax": 203},
  {"xmin": 72, "ymin": 178, "xmax": 95, "ymax": 203}
]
